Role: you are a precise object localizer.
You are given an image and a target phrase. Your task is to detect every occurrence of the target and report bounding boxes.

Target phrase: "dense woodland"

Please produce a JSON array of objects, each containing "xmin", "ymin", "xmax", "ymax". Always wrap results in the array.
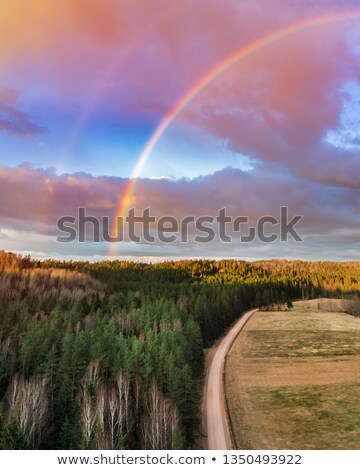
[{"xmin": 0, "ymin": 250, "xmax": 359, "ymax": 450}]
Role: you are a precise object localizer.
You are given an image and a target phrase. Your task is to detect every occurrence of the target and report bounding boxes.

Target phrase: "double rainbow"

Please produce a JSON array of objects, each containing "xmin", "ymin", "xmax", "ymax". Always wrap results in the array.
[{"xmin": 109, "ymin": 10, "xmax": 360, "ymax": 254}]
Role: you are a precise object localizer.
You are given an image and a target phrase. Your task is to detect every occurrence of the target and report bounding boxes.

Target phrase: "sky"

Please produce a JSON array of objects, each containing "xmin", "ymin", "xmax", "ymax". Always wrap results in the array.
[{"xmin": 0, "ymin": 0, "xmax": 359, "ymax": 261}]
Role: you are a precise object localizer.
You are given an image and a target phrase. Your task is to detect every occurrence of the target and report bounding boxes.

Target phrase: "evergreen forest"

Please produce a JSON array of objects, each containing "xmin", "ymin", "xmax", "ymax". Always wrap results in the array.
[{"xmin": 0, "ymin": 250, "xmax": 359, "ymax": 449}]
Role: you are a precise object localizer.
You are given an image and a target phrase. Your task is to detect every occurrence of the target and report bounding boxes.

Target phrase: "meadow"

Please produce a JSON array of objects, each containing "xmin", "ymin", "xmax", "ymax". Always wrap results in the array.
[{"xmin": 225, "ymin": 301, "xmax": 360, "ymax": 449}]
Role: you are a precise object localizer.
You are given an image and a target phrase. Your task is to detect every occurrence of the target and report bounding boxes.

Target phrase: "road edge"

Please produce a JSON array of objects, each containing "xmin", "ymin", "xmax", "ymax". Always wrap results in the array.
[
  {"xmin": 203, "ymin": 308, "xmax": 258, "ymax": 450},
  {"xmin": 222, "ymin": 310, "xmax": 258, "ymax": 449}
]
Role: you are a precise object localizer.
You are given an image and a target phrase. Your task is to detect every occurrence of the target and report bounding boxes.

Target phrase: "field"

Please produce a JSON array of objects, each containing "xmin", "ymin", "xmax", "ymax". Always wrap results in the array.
[{"xmin": 225, "ymin": 300, "xmax": 360, "ymax": 449}]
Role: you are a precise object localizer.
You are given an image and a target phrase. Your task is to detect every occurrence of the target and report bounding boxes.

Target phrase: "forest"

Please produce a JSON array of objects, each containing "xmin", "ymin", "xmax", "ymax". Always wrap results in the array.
[{"xmin": 0, "ymin": 250, "xmax": 359, "ymax": 450}]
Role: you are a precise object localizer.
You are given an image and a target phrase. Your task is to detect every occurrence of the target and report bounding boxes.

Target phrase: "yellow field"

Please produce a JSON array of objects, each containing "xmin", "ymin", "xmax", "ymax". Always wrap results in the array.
[{"xmin": 225, "ymin": 301, "xmax": 360, "ymax": 449}]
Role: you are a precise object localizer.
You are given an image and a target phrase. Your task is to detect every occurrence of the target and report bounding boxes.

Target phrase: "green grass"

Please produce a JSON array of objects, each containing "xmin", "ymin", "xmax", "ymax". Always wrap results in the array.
[
  {"xmin": 226, "ymin": 305, "xmax": 360, "ymax": 449},
  {"xmin": 241, "ymin": 330, "xmax": 360, "ymax": 357},
  {"xmin": 250, "ymin": 382, "xmax": 360, "ymax": 449}
]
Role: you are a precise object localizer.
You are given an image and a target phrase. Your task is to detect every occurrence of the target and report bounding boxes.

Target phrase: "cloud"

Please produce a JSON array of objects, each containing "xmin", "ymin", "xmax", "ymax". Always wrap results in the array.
[
  {"xmin": 0, "ymin": 87, "xmax": 46, "ymax": 137},
  {"xmin": 176, "ymin": 23, "xmax": 360, "ymax": 189},
  {"xmin": 0, "ymin": 0, "xmax": 359, "ymax": 259},
  {"xmin": 2, "ymin": 0, "xmax": 360, "ymax": 168},
  {"xmin": 0, "ymin": 229, "xmax": 9, "ymax": 240},
  {"xmin": 0, "ymin": 164, "xmax": 358, "ymax": 260},
  {"xmin": 2, "ymin": 0, "xmax": 358, "ymax": 109}
]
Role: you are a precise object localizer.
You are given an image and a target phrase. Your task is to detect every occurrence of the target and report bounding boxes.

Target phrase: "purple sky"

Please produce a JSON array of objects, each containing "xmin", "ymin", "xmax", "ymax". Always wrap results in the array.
[{"xmin": 0, "ymin": 0, "xmax": 359, "ymax": 261}]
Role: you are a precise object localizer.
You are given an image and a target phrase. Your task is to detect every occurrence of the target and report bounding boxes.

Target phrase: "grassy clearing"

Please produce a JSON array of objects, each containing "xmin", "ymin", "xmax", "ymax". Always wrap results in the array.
[
  {"xmin": 230, "ymin": 383, "xmax": 360, "ymax": 449},
  {"xmin": 225, "ymin": 301, "xmax": 360, "ymax": 449},
  {"xmin": 239, "ymin": 330, "xmax": 360, "ymax": 357}
]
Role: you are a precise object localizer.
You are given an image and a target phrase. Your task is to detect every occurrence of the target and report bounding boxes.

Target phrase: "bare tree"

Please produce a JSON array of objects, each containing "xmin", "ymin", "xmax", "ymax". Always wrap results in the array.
[
  {"xmin": 82, "ymin": 360, "xmax": 101, "ymax": 390},
  {"xmin": 133, "ymin": 374, "xmax": 141, "ymax": 416},
  {"xmin": 116, "ymin": 370, "xmax": 131, "ymax": 438},
  {"xmin": 94, "ymin": 384, "xmax": 109, "ymax": 449},
  {"xmin": 142, "ymin": 382, "xmax": 180, "ymax": 450},
  {"xmin": 80, "ymin": 360, "xmax": 102, "ymax": 448},
  {"xmin": 108, "ymin": 387, "xmax": 120, "ymax": 449},
  {"xmin": 96, "ymin": 384, "xmax": 107, "ymax": 429},
  {"xmin": 6, "ymin": 374, "xmax": 49, "ymax": 448},
  {"xmin": 80, "ymin": 389, "xmax": 97, "ymax": 448}
]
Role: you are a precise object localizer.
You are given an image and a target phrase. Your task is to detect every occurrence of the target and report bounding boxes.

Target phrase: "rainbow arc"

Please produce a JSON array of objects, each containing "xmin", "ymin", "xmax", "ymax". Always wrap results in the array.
[{"xmin": 109, "ymin": 10, "xmax": 360, "ymax": 255}]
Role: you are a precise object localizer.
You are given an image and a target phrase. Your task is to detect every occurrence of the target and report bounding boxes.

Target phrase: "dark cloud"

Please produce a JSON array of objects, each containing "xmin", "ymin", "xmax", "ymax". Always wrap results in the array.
[{"xmin": 0, "ymin": 88, "xmax": 47, "ymax": 137}]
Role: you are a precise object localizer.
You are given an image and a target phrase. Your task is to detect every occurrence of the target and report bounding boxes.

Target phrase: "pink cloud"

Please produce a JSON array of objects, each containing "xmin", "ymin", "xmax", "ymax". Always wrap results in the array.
[
  {"xmin": 0, "ymin": 164, "xmax": 357, "ymax": 238},
  {"xmin": 174, "ymin": 23, "xmax": 360, "ymax": 188},
  {"xmin": 3, "ymin": 0, "xmax": 355, "ymax": 110}
]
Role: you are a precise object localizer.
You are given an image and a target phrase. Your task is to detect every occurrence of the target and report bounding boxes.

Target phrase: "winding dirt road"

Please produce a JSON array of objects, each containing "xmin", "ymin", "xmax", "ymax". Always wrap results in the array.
[{"xmin": 203, "ymin": 309, "xmax": 258, "ymax": 450}]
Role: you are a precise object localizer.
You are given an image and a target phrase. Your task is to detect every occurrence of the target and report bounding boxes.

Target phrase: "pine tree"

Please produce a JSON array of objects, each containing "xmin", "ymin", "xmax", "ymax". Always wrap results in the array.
[
  {"xmin": 171, "ymin": 427, "xmax": 185, "ymax": 450},
  {"xmin": 1, "ymin": 418, "xmax": 27, "ymax": 450}
]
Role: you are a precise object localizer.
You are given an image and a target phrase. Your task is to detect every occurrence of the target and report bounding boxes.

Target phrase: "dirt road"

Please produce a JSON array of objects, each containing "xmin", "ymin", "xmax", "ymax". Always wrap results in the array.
[{"xmin": 203, "ymin": 309, "xmax": 258, "ymax": 450}]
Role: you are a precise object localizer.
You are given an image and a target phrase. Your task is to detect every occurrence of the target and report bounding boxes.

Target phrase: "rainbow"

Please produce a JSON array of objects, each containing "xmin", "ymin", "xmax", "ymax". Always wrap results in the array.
[
  {"xmin": 62, "ymin": 4, "xmax": 182, "ymax": 170},
  {"xmin": 109, "ymin": 10, "xmax": 360, "ymax": 254}
]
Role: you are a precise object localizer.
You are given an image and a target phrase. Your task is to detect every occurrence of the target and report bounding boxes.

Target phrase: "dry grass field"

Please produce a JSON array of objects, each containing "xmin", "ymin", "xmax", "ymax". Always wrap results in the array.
[{"xmin": 225, "ymin": 300, "xmax": 360, "ymax": 449}]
